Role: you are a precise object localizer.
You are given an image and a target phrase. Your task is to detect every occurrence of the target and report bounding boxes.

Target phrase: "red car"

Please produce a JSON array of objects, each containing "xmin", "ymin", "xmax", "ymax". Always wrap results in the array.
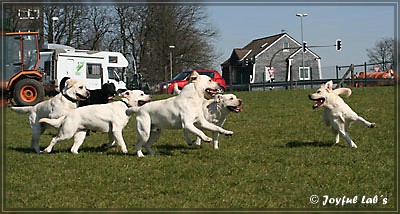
[{"xmin": 159, "ymin": 70, "xmax": 227, "ymax": 94}]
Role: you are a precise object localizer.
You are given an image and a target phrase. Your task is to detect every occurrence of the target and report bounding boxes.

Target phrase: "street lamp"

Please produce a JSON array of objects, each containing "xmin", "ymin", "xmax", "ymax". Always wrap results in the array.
[
  {"xmin": 51, "ymin": 16, "xmax": 59, "ymax": 44},
  {"xmin": 296, "ymin": 13, "xmax": 308, "ymax": 75},
  {"xmin": 169, "ymin": 45, "xmax": 175, "ymax": 79}
]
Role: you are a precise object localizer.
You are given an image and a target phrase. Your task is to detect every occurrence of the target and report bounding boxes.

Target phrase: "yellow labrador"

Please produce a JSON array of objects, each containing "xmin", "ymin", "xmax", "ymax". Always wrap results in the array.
[
  {"xmin": 39, "ymin": 90, "xmax": 151, "ymax": 154},
  {"xmin": 11, "ymin": 79, "xmax": 90, "ymax": 153},
  {"xmin": 308, "ymin": 80, "xmax": 376, "ymax": 148},
  {"xmin": 127, "ymin": 71, "xmax": 233, "ymax": 157},
  {"xmin": 185, "ymin": 93, "xmax": 242, "ymax": 149}
]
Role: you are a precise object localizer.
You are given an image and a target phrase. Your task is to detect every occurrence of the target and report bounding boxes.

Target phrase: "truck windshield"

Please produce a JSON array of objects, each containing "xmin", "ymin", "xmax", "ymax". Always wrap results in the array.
[{"xmin": 108, "ymin": 68, "xmax": 121, "ymax": 81}]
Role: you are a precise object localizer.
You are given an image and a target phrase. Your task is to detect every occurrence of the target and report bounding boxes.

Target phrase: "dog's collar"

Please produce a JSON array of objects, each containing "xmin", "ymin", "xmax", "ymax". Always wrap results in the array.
[
  {"xmin": 121, "ymin": 100, "xmax": 131, "ymax": 108},
  {"xmin": 62, "ymin": 92, "xmax": 79, "ymax": 103}
]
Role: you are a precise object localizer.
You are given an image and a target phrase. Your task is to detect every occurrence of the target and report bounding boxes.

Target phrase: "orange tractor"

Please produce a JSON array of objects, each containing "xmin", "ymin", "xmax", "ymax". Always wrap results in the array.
[{"xmin": 2, "ymin": 32, "xmax": 44, "ymax": 106}]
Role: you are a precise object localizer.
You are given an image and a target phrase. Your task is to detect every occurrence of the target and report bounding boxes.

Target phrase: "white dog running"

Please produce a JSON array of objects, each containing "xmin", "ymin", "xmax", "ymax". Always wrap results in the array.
[
  {"xmin": 308, "ymin": 80, "xmax": 376, "ymax": 148},
  {"xmin": 184, "ymin": 93, "xmax": 242, "ymax": 149},
  {"xmin": 126, "ymin": 71, "xmax": 234, "ymax": 157},
  {"xmin": 39, "ymin": 90, "xmax": 151, "ymax": 154},
  {"xmin": 10, "ymin": 79, "xmax": 90, "ymax": 153}
]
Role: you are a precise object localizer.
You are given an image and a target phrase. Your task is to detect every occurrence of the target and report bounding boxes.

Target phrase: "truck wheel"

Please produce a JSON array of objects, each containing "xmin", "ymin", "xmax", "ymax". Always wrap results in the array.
[{"xmin": 13, "ymin": 79, "xmax": 44, "ymax": 106}]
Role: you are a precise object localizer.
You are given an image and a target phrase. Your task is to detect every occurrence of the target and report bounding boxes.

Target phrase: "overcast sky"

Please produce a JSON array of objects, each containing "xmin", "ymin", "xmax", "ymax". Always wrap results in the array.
[{"xmin": 206, "ymin": 3, "xmax": 396, "ymax": 78}]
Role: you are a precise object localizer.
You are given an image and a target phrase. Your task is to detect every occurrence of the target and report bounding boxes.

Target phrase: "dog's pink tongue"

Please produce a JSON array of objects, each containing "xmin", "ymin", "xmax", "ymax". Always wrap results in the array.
[{"xmin": 312, "ymin": 100, "xmax": 323, "ymax": 109}]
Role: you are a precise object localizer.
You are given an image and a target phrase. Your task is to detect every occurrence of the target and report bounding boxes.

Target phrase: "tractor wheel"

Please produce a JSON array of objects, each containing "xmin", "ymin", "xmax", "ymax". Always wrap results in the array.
[{"xmin": 13, "ymin": 79, "xmax": 44, "ymax": 106}]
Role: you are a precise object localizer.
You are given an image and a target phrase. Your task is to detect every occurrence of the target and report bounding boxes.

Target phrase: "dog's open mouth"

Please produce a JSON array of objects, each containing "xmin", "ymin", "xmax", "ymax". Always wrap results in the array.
[
  {"xmin": 77, "ymin": 93, "xmax": 89, "ymax": 100},
  {"xmin": 227, "ymin": 106, "xmax": 243, "ymax": 113},
  {"xmin": 205, "ymin": 88, "xmax": 218, "ymax": 96},
  {"xmin": 108, "ymin": 96, "xmax": 115, "ymax": 100},
  {"xmin": 311, "ymin": 98, "xmax": 325, "ymax": 109},
  {"xmin": 138, "ymin": 100, "xmax": 149, "ymax": 106}
]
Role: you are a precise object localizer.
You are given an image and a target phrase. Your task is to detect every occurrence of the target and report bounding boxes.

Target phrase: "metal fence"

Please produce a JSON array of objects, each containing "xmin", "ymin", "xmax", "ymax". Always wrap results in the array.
[
  {"xmin": 228, "ymin": 62, "xmax": 395, "ymax": 92},
  {"xmin": 228, "ymin": 78, "xmax": 394, "ymax": 92}
]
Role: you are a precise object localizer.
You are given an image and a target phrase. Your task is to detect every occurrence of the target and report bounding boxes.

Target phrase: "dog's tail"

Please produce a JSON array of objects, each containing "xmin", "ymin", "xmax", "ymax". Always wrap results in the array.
[
  {"xmin": 10, "ymin": 106, "xmax": 33, "ymax": 114},
  {"xmin": 125, "ymin": 107, "xmax": 141, "ymax": 116},
  {"xmin": 39, "ymin": 116, "xmax": 65, "ymax": 129},
  {"xmin": 333, "ymin": 88, "xmax": 352, "ymax": 97}
]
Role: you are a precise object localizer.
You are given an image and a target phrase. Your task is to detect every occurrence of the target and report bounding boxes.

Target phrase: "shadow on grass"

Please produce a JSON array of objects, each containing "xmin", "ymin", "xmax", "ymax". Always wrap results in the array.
[
  {"xmin": 8, "ymin": 147, "xmax": 36, "ymax": 153},
  {"xmin": 7, "ymin": 145, "xmax": 134, "ymax": 156},
  {"xmin": 285, "ymin": 141, "xmax": 346, "ymax": 148},
  {"xmin": 155, "ymin": 144, "xmax": 199, "ymax": 156}
]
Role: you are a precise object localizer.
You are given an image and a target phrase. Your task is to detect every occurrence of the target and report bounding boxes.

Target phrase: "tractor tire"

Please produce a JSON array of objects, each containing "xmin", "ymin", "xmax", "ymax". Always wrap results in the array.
[{"xmin": 13, "ymin": 79, "xmax": 44, "ymax": 106}]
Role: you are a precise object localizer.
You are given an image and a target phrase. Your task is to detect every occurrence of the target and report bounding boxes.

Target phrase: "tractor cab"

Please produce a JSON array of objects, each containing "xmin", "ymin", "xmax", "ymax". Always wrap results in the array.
[{"xmin": 4, "ymin": 32, "xmax": 44, "ymax": 106}]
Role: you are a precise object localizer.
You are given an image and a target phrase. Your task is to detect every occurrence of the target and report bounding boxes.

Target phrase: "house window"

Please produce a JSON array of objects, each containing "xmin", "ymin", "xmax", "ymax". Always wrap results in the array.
[
  {"xmin": 283, "ymin": 42, "xmax": 290, "ymax": 52},
  {"xmin": 283, "ymin": 42, "xmax": 290, "ymax": 49},
  {"xmin": 87, "ymin": 63, "xmax": 102, "ymax": 79},
  {"xmin": 109, "ymin": 56, "xmax": 118, "ymax": 63},
  {"xmin": 299, "ymin": 67, "xmax": 310, "ymax": 80}
]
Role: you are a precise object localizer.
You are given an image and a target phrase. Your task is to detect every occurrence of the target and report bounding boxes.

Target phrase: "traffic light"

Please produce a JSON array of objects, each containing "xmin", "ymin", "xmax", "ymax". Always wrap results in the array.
[
  {"xmin": 242, "ymin": 58, "xmax": 249, "ymax": 67},
  {"xmin": 336, "ymin": 39, "xmax": 342, "ymax": 51},
  {"xmin": 303, "ymin": 42, "xmax": 307, "ymax": 52}
]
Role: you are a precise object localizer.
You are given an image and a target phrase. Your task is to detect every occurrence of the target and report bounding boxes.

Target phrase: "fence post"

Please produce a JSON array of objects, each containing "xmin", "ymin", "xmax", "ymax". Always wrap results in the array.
[
  {"xmin": 310, "ymin": 67, "xmax": 313, "ymax": 89},
  {"xmin": 337, "ymin": 64, "xmax": 353, "ymax": 88},
  {"xmin": 336, "ymin": 65, "xmax": 339, "ymax": 80},
  {"xmin": 350, "ymin": 65, "xmax": 354, "ymax": 88},
  {"xmin": 262, "ymin": 71, "xmax": 265, "ymax": 91},
  {"xmin": 364, "ymin": 62, "xmax": 367, "ymax": 87}
]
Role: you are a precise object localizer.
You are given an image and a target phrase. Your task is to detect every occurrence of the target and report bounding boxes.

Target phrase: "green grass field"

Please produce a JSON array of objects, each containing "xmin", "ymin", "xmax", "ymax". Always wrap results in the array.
[{"xmin": 2, "ymin": 86, "xmax": 396, "ymax": 211}]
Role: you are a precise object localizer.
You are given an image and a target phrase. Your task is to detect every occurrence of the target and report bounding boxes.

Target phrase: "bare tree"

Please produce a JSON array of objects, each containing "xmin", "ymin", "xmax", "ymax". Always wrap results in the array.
[
  {"xmin": 41, "ymin": 5, "xmax": 219, "ymax": 84},
  {"xmin": 138, "ymin": 6, "xmax": 220, "ymax": 82},
  {"xmin": 80, "ymin": 7, "xmax": 113, "ymax": 50},
  {"xmin": 43, "ymin": 6, "xmax": 84, "ymax": 45},
  {"xmin": 366, "ymin": 37, "xmax": 394, "ymax": 70},
  {"xmin": 43, "ymin": 6, "xmax": 112, "ymax": 50}
]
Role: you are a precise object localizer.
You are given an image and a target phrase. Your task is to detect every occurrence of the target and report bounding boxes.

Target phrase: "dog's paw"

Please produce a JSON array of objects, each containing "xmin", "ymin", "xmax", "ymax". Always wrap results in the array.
[
  {"xmin": 224, "ymin": 131, "xmax": 234, "ymax": 136},
  {"xmin": 137, "ymin": 150, "xmax": 145, "ymax": 157},
  {"xmin": 42, "ymin": 148, "xmax": 52, "ymax": 153},
  {"xmin": 189, "ymin": 139, "xmax": 202, "ymax": 146},
  {"xmin": 369, "ymin": 123, "xmax": 376, "ymax": 128},
  {"xmin": 193, "ymin": 141, "xmax": 202, "ymax": 146},
  {"xmin": 71, "ymin": 150, "xmax": 79, "ymax": 154},
  {"xmin": 203, "ymin": 137, "xmax": 212, "ymax": 142}
]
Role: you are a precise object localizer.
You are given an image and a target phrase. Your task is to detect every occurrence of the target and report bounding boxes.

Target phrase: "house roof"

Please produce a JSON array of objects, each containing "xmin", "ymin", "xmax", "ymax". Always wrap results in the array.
[
  {"xmin": 233, "ymin": 48, "xmax": 252, "ymax": 61},
  {"xmin": 241, "ymin": 33, "xmax": 286, "ymax": 58},
  {"xmin": 222, "ymin": 32, "xmax": 321, "ymax": 66}
]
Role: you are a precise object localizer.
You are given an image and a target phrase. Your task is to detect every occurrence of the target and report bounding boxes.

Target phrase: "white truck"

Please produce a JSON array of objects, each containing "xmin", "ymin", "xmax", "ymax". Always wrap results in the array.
[{"xmin": 39, "ymin": 44, "xmax": 128, "ymax": 92}]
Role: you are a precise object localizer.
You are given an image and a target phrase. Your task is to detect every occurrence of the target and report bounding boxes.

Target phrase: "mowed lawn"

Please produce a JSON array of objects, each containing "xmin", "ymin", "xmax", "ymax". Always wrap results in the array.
[{"xmin": 3, "ymin": 86, "xmax": 396, "ymax": 210}]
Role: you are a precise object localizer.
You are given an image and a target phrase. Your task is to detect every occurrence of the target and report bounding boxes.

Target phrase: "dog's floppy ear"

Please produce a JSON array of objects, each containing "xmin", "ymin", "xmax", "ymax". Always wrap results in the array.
[
  {"xmin": 188, "ymin": 71, "xmax": 199, "ymax": 83},
  {"xmin": 325, "ymin": 80, "xmax": 334, "ymax": 91},
  {"xmin": 122, "ymin": 90, "xmax": 129, "ymax": 98},
  {"xmin": 64, "ymin": 79, "xmax": 74, "ymax": 89},
  {"xmin": 59, "ymin": 77, "xmax": 71, "ymax": 91},
  {"xmin": 333, "ymin": 88, "xmax": 352, "ymax": 97}
]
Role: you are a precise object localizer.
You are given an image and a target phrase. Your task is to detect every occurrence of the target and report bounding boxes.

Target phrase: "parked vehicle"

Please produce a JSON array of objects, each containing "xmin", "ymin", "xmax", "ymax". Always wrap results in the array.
[
  {"xmin": 159, "ymin": 70, "xmax": 227, "ymax": 94},
  {"xmin": 39, "ymin": 44, "xmax": 128, "ymax": 93},
  {"xmin": 3, "ymin": 32, "xmax": 44, "ymax": 106}
]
